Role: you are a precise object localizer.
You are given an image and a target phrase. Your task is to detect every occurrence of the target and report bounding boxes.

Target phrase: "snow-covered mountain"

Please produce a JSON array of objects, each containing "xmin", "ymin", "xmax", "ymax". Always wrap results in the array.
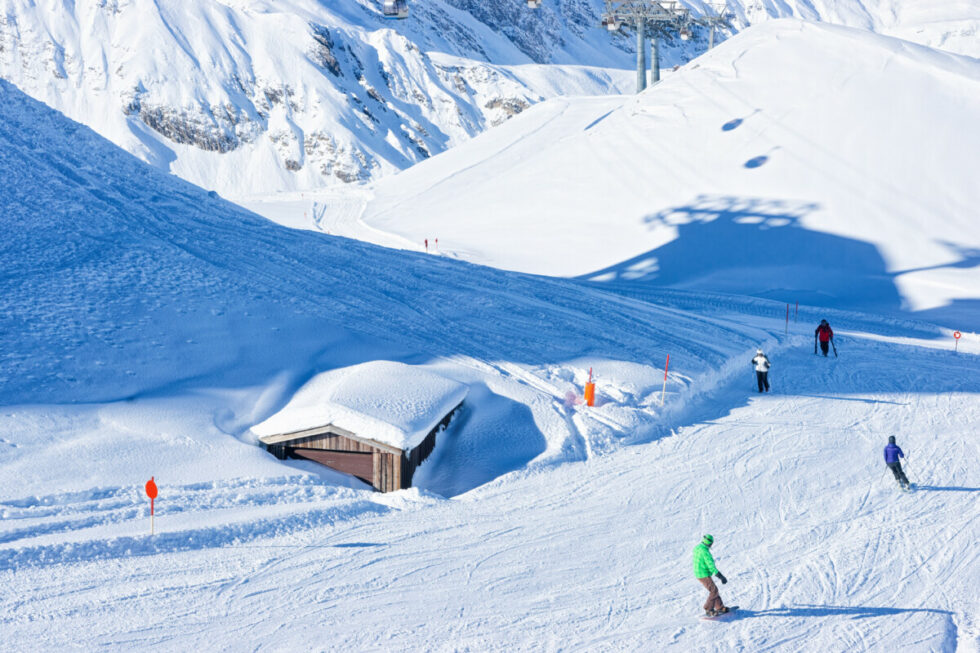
[
  {"xmin": 3, "ymin": 0, "xmax": 974, "ymax": 196},
  {"xmin": 726, "ymin": 0, "xmax": 980, "ymax": 57},
  {"xmin": 344, "ymin": 20, "xmax": 980, "ymax": 330},
  {"xmin": 0, "ymin": 0, "xmax": 649, "ymax": 195}
]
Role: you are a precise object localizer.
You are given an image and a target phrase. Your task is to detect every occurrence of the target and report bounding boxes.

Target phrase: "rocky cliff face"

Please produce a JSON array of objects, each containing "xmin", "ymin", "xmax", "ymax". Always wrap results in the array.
[
  {"xmin": 1, "ymin": 0, "xmax": 971, "ymax": 195},
  {"xmin": 0, "ymin": 0, "xmax": 652, "ymax": 194}
]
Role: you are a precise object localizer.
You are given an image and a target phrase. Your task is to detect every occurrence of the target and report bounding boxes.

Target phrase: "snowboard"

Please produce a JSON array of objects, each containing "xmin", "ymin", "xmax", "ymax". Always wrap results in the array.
[{"xmin": 701, "ymin": 606, "xmax": 739, "ymax": 621}]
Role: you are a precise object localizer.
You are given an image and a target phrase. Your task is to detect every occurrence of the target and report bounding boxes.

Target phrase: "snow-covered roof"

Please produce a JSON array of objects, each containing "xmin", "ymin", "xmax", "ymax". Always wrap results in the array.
[{"xmin": 252, "ymin": 362, "xmax": 467, "ymax": 452}]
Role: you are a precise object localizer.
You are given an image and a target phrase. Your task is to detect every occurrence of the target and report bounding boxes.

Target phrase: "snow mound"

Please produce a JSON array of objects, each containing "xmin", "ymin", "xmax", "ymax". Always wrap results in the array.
[{"xmin": 252, "ymin": 361, "xmax": 467, "ymax": 451}]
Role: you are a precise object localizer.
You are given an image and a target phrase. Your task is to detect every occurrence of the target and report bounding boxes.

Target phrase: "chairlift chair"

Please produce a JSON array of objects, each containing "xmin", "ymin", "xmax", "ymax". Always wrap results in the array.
[
  {"xmin": 679, "ymin": 26, "xmax": 692, "ymax": 40},
  {"xmin": 602, "ymin": 14, "xmax": 622, "ymax": 31},
  {"xmin": 383, "ymin": 0, "xmax": 409, "ymax": 19}
]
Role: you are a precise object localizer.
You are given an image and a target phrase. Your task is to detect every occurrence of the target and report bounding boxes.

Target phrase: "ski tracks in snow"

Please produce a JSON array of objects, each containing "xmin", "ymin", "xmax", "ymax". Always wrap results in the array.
[{"xmin": 2, "ymin": 331, "xmax": 978, "ymax": 651}]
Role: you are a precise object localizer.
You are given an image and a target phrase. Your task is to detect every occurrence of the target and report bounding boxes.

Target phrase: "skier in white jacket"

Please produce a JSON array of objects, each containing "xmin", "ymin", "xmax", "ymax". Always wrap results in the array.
[{"xmin": 752, "ymin": 348, "xmax": 771, "ymax": 393}]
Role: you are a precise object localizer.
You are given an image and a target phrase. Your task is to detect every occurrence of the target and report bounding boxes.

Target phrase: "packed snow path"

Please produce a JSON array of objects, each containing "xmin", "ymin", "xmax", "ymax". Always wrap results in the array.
[{"xmin": 3, "ymin": 331, "xmax": 977, "ymax": 651}]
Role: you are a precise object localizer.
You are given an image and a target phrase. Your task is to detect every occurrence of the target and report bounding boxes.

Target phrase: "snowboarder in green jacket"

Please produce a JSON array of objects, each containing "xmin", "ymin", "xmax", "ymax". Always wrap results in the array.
[{"xmin": 693, "ymin": 534, "xmax": 729, "ymax": 616}]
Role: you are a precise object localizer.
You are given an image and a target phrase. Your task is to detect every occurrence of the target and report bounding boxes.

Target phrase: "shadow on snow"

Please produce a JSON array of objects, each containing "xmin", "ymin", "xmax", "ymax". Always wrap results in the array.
[
  {"xmin": 739, "ymin": 604, "xmax": 952, "ymax": 619},
  {"xmin": 580, "ymin": 195, "xmax": 980, "ymax": 331}
]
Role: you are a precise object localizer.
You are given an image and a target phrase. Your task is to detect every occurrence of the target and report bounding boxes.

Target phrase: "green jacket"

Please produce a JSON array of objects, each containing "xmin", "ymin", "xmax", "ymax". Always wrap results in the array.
[{"xmin": 692, "ymin": 542, "xmax": 718, "ymax": 578}]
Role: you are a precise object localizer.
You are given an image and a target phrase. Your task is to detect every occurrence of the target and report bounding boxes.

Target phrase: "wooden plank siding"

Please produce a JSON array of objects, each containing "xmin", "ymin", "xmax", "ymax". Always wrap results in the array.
[
  {"xmin": 261, "ymin": 400, "xmax": 464, "ymax": 493},
  {"xmin": 283, "ymin": 432, "xmax": 375, "ymax": 454},
  {"xmin": 293, "ymin": 449, "xmax": 374, "ymax": 486}
]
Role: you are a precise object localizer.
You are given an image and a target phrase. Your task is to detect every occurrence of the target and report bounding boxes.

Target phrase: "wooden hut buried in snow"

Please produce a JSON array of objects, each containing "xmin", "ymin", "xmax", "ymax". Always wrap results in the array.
[{"xmin": 252, "ymin": 361, "xmax": 467, "ymax": 492}]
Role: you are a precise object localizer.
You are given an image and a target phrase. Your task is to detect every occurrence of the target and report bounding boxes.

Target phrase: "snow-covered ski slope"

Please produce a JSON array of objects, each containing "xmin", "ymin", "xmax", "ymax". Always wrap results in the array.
[
  {"xmin": 2, "ymin": 27, "xmax": 980, "ymax": 652},
  {"xmin": 4, "ymin": 322, "xmax": 979, "ymax": 650},
  {"xmin": 352, "ymin": 20, "xmax": 980, "ymax": 330}
]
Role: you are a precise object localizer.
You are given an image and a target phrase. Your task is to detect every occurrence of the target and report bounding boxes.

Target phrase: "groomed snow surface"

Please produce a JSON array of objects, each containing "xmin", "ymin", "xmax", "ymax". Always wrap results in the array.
[{"xmin": 1, "ymin": 18, "xmax": 979, "ymax": 653}]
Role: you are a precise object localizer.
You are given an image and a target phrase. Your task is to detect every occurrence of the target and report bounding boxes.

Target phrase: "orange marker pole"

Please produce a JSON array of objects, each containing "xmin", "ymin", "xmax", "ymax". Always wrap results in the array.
[
  {"xmin": 660, "ymin": 354, "xmax": 670, "ymax": 406},
  {"xmin": 145, "ymin": 477, "xmax": 158, "ymax": 536},
  {"xmin": 584, "ymin": 367, "xmax": 596, "ymax": 407}
]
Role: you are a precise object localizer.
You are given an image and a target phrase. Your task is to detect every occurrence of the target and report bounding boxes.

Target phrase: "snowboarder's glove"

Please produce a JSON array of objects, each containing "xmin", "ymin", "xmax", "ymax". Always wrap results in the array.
[{"xmin": 715, "ymin": 572, "xmax": 727, "ymax": 584}]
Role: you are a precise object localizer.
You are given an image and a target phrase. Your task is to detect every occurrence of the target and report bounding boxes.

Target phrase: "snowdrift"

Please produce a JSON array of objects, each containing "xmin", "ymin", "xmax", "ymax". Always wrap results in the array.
[
  {"xmin": 362, "ymin": 21, "xmax": 980, "ymax": 329},
  {"xmin": 0, "ymin": 75, "xmax": 769, "ymax": 498}
]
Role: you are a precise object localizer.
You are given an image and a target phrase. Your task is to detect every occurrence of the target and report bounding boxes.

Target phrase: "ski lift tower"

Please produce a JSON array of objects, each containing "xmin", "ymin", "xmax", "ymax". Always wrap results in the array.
[
  {"xmin": 601, "ymin": 1, "xmax": 690, "ymax": 92},
  {"xmin": 695, "ymin": 3, "xmax": 734, "ymax": 50}
]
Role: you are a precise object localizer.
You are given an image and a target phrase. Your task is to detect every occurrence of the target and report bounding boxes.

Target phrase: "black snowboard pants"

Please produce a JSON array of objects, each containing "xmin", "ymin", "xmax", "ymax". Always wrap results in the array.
[
  {"xmin": 756, "ymin": 371, "xmax": 770, "ymax": 392},
  {"xmin": 820, "ymin": 341, "xmax": 830, "ymax": 356},
  {"xmin": 887, "ymin": 462, "xmax": 909, "ymax": 486}
]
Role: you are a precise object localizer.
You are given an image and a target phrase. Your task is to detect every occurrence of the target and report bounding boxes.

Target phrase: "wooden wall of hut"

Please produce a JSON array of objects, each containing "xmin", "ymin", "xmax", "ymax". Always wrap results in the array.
[{"xmin": 263, "ymin": 401, "xmax": 463, "ymax": 493}]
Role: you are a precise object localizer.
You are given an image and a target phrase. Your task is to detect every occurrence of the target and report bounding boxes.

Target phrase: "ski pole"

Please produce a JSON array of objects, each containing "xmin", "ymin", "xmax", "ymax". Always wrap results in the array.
[{"xmin": 831, "ymin": 340, "xmax": 838, "ymax": 357}]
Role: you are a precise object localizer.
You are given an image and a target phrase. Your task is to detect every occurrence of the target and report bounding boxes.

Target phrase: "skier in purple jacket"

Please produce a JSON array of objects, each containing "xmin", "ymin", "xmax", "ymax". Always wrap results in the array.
[{"xmin": 884, "ymin": 436, "xmax": 910, "ymax": 490}]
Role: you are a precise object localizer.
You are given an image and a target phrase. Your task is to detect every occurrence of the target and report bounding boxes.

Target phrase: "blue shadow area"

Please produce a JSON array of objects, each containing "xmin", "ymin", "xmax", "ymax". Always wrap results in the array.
[
  {"xmin": 583, "ymin": 195, "xmax": 903, "ymax": 313},
  {"xmin": 915, "ymin": 486, "xmax": 980, "ymax": 492},
  {"xmin": 581, "ymin": 195, "xmax": 980, "ymax": 330},
  {"xmin": 744, "ymin": 155, "xmax": 768, "ymax": 168},
  {"xmin": 791, "ymin": 394, "xmax": 908, "ymax": 406},
  {"xmin": 412, "ymin": 384, "xmax": 547, "ymax": 498},
  {"xmin": 722, "ymin": 118, "xmax": 743, "ymax": 131},
  {"xmin": 740, "ymin": 604, "xmax": 951, "ymax": 619}
]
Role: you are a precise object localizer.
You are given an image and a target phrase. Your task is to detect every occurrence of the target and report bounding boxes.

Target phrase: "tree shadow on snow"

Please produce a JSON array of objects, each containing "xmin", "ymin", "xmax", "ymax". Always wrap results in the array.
[{"xmin": 740, "ymin": 604, "xmax": 952, "ymax": 619}]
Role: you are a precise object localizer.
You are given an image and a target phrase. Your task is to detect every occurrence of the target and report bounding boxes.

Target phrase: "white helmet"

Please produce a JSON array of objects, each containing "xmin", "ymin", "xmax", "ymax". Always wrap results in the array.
[{"xmin": 756, "ymin": 348, "xmax": 764, "ymax": 354}]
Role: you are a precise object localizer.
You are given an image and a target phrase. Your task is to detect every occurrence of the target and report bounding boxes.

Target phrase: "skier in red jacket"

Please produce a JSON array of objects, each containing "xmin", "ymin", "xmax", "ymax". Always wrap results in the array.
[{"xmin": 815, "ymin": 320, "xmax": 834, "ymax": 357}]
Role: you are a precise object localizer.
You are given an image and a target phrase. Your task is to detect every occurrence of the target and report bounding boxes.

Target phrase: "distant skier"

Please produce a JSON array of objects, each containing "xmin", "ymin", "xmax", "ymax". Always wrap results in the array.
[
  {"xmin": 693, "ymin": 534, "xmax": 729, "ymax": 617},
  {"xmin": 884, "ymin": 435, "xmax": 911, "ymax": 490},
  {"xmin": 815, "ymin": 319, "xmax": 835, "ymax": 356},
  {"xmin": 752, "ymin": 348, "xmax": 771, "ymax": 393}
]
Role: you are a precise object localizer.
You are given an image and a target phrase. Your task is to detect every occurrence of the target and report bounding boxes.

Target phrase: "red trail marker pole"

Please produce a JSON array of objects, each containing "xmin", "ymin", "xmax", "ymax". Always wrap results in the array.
[
  {"xmin": 145, "ymin": 477, "xmax": 158, "ymax": 535},
  {"xmin": 660, "ymin": 354, "xmax": 670, "ymax": 406},
  {"xmin": 954, "ymin": 331, "xmax": 961, "ymax": 353}
]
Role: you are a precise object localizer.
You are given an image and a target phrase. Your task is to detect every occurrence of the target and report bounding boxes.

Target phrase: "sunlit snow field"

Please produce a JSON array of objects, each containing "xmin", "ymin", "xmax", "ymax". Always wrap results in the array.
[{"xmin": 1, "ymin": 15, "xmax": 979, "ymax": 653}]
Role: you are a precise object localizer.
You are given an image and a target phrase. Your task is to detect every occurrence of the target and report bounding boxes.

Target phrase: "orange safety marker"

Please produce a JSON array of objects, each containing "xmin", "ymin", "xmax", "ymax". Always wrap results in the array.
[
  {"xmin": 660, "ymin": 354, "xmax": 670, "ymax": 406},
  {"xmin": 584, "ymin": 367, "xmax": 596, "ymax": 407},
  {"xmin": 954, "ymin": 331, "xmax": 961, "ymax": 353},
  {"xmin": 145, "ymin": 477, "xmax": 158, "ymax": 535}
]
